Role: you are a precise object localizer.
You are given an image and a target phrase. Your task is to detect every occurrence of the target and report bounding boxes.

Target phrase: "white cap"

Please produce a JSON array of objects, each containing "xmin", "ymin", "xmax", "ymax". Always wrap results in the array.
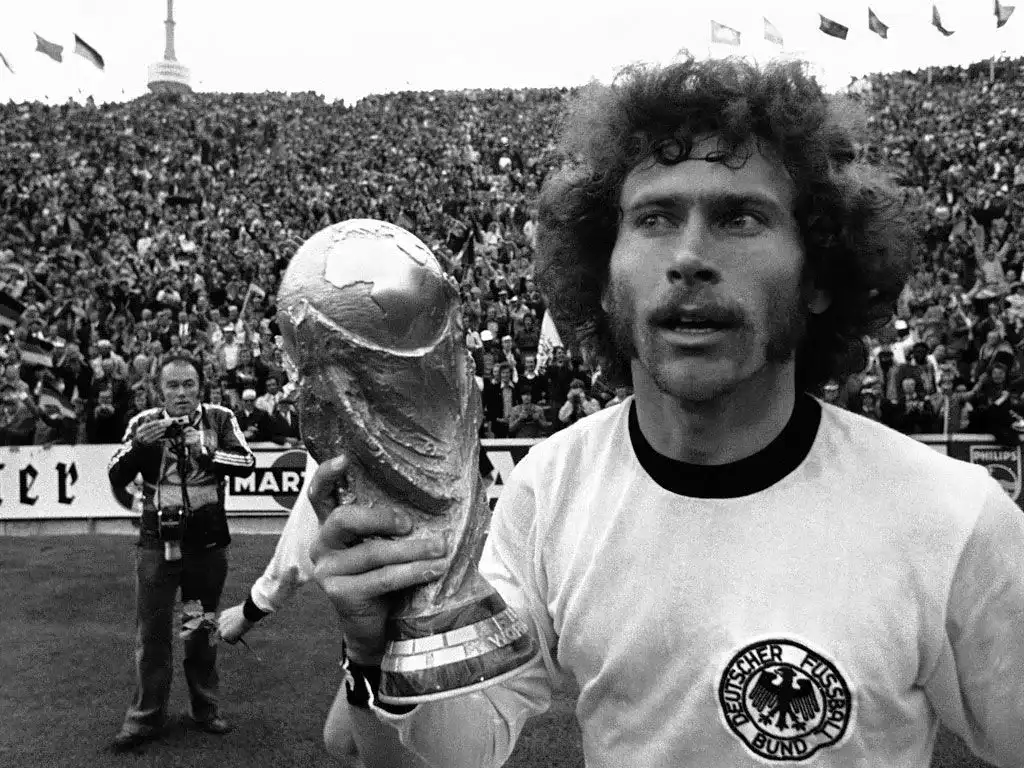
[{"xmin": 242, "ymin": 388, "xmax": 257, "ymax": 400}]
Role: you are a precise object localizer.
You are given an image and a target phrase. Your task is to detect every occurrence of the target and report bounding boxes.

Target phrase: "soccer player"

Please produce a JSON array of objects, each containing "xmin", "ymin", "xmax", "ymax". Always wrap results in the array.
[{"xmin": 307, "ymin": 56, "xmax": 1024, "ymax": 766}]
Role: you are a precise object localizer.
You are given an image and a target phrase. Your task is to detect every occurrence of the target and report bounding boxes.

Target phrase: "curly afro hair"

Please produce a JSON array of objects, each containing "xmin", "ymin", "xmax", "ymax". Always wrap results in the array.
[{"xmin": 535, "ymin": 55, "xmax": 915, "ymax": 395}]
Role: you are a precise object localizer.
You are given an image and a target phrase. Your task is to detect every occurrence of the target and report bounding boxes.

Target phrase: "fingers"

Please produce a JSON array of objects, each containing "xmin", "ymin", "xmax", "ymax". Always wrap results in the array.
[
  {"xmin": 312, "ymin": 504, "xmax": 417, "ymax": 553},
  {"xmin": 314, "ymin": 534, "xmax": 446, "ymax": 576},
  {"xmin": 317, "ymin": 557, "xmax": 449, "ymax": 605},
  {"xmin": 307, "ymin": 454, "xmax": 352, "ymax": 523}
]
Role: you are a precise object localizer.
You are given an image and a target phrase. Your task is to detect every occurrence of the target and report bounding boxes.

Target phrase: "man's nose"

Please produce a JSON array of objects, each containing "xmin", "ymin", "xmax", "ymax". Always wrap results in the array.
[{"xmin": 665, "ymin": 219, "xmax": 720, "ymax": 286}]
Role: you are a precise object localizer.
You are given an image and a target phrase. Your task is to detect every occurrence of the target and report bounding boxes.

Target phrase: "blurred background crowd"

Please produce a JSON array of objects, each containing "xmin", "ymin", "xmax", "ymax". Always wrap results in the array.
[{"xmin": 0, "ymin": 57, "xmax": 1022, "ymax": 446}]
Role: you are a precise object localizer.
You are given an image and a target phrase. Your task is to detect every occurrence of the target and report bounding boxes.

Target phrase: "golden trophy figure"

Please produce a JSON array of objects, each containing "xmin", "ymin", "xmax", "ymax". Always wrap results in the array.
[{"xmin": 276, "ymin": 219, "xmax": 538, "ymax": 704}]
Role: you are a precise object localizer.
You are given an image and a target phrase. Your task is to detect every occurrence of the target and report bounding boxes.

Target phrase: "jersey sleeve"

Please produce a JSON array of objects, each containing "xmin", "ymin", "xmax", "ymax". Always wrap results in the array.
[
  {"xmin": 249, "ymin": 454, "xmax": 319, "ymax": 613},
  {"xmin": 925, "ymin": 476, "xmax": 1024, "ymax": 767},
  {"xmin": 369, "ymin": 449, "xmax": 563, "ymax": 768},
  {"xmin": 211, "ymin": 408, "xmax": 257, "ymax": 476}
]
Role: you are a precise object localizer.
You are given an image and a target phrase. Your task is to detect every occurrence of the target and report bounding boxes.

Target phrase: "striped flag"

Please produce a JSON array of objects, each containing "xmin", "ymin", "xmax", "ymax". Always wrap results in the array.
[
  {"xmin": 0, "ymin": 292, "xmax": 25, "ymax": 329},
  {"xmin": 932, "ymin": 4, "xmax": 954, "ymax": 35},
  {"xmin": 763, "ymin": 18, "xmax": 783, "ymax": 45},
  {"xmin": 995, "ymin": 0, "xmax": 1015, "ymax": 27},
  {"xmin": 0, "ymin": 50, "xmax": 13, "ymax": 74},
  {"xmin": 38, "ymin": 389, "xmax": 75, "ymax": 419},
  {"xmin": 20, "ymin": 338, "xmax": 55, "ymax": 368},
  {"xmin": 34, "ymin": 33, "xmax": 63, "ymax": 63},
  {"xmin": 819, "ymin": 15, "xmax": 849, "ymax": 39},
  {"xmin": 73, "ymin": 35, "xmax": 105, "ymax": 70},
  {"xmin": 710, "ymin": 20, "xmax": 741, "ymax": 46},
  {"xmin": 868, "ymin": 8, "xmax": 889, "ymax": 38}
]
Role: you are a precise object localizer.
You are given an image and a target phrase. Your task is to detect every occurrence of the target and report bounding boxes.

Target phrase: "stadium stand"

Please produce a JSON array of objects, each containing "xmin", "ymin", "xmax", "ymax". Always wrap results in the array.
[{"xmin": 0, "ymin": 57, "xmax": 1022, "ymax": 445}]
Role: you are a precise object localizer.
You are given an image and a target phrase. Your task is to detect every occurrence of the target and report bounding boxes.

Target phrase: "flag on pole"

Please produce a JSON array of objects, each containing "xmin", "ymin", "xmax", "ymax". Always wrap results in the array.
[
  {"xmin": 0, "ymin": 50, "xmax": 14, "ymax": 74},
  {"xmin": 868, "ymin": 8, "xmax": 889, "ymax": 38},
  {"xmin": 536, "ymin": 311, "xmax": 563, "ymax": 373},
  {"xmin": 763, "ymin": 18, "xmax": 783, "ymax": 45},
  {"xmin": 710, "ymin": 20, "xmax": 741, "ymax": 46},
  {"xmin": 932, "ymin": 4, "xmax": 954, "ymax": 35},
  {"xmin": 818, "ymin": 15, "xmax": 849, "ymax": 39},
  {"xmin": 995, "ymin": 0, "xmax": 1015, "ymax": 27},
  {"xmin": 34, "ymin": 33, "xmax": 63, "ymax": 62},
  {"xmin": 73, "ymin": 35, "xmax": 105, "ymax": 69}
]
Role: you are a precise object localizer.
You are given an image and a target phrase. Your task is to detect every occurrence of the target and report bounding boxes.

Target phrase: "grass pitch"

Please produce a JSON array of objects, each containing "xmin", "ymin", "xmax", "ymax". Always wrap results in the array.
[{"xmin": 0, "ymin": 535, "xmax": 993, "ymax": 768}]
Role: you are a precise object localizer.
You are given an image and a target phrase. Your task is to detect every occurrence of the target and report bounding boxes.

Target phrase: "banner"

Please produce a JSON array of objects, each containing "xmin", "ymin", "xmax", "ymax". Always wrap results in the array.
[
  {"xmin": 0, "ymin": 436, "xmax": 1022, "ymax": 522},
  {"xmin": 0, "ymin": 445, "xmax": 123, "ymax": 520}
]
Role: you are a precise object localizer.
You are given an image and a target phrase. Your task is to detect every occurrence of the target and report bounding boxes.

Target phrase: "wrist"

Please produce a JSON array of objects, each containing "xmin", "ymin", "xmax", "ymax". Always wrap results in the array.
[
  {"xmin": 342, "ymin": 653, "xmax": 415, "ymax": 715},
  {"xmin": 242, "ymin": 594, "xmax": 269, "ymax": 623}
]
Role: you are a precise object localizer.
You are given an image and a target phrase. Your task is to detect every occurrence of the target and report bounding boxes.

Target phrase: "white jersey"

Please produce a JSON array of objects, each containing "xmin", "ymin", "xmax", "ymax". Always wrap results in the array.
[{"xmin": 377, "ymin": 396, "xmax": 1024, "ymax": 767}]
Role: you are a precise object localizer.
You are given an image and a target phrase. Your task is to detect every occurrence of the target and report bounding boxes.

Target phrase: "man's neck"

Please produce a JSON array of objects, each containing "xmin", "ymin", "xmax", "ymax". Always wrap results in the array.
[{"xmin": 632, "ymin": 362, "xmax": 797, "ymax": 466}]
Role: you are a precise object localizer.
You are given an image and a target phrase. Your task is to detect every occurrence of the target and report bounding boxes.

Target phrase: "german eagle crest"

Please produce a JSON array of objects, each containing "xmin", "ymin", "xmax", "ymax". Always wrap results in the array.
[{"xmin": 719, "ymin": 639, "xmax": 852, "ymax": 761}]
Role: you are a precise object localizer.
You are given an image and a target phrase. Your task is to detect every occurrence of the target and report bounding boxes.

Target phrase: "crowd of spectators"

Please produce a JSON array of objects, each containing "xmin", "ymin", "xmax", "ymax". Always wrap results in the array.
[{"xmin": 0, "ymin": 56, "xmax": 1022, "ymax": 446}]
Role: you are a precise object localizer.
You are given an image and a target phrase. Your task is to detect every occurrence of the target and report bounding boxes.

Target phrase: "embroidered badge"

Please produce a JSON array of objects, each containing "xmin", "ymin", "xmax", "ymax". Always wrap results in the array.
[{"xmin": 719, "ymin": 639, "xmax": 851, "ymax": 761}]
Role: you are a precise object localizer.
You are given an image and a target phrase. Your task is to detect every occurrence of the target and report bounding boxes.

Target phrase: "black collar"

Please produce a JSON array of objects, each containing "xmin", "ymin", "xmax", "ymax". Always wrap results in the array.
[{"xmin": 628, "ymin": 394, "xmax": 821, "ymax": 498}]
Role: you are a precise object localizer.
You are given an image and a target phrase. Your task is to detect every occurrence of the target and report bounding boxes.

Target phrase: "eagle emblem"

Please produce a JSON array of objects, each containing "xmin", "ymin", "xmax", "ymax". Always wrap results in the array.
[{"xmin": 719, "ymin": 639, "xmax": 852, "ymax": 761}]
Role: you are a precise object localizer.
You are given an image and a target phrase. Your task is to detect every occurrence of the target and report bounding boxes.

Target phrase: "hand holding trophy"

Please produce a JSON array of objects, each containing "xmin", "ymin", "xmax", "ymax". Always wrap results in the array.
[{"xmin": 277, "ymin": 220, "xmax": 538, "ymax": 705}]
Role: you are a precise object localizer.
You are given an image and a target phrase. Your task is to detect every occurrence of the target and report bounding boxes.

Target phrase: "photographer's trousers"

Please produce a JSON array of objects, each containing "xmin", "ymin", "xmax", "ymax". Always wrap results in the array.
[{"xmin": 122, "ymin": 546, "xmax": 228, "ymax": 733}]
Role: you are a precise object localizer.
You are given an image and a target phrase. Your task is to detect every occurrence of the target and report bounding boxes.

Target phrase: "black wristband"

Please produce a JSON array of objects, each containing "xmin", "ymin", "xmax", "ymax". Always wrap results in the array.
[
  {"xmin": 242, "ymin": 594, "xmax": 270, "ymax": 623},
  {"xmin": 342, "ymin": 653, "xmax": 416, "ymax": 715}
]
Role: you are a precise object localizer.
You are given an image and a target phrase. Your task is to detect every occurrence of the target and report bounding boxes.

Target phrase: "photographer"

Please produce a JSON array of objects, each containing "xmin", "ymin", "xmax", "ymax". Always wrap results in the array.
[
  {"xmin": 508, "ymin": 385, "xmax": 552, "ymax": 438},
  {"xmin": 107, "ymin": 353, "xmax": 255, "ymax": 752},
  {"xmin": 556, "ymin": 378, "xmax": 601, "ymax": 428}
]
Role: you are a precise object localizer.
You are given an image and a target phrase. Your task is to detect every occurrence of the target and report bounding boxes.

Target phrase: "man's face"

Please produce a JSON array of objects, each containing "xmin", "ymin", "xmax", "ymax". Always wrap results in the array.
[
  {"xmin": 266, "ymin": 378, "xmax": 279, "ymax": 394},
  {"xmin": 553, "ymin": 347, "xmax": 567, "ymax": 365},
  {"xmin": 159, "ymin": 361, "xmax": 201, "ymax": 416},
  {"xmin": 901, "ymin": 378, "xmax": 917, "ymax": 397},
  {"xmin": 992, "ymin": 366, "xmax": 1007, "ymax": 385},
  {"xmin": 604, "ymin": 137, "xmax": 815, "ymax": 402},
  {"xmin": 524, "ymin": 354, "xmax": 536, "ymax": 373}
]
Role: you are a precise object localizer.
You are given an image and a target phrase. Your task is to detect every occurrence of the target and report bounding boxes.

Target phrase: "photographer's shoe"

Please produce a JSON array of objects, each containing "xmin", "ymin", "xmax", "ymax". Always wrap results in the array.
[
  {"xmin": 195, "ymin": 716, "xmax": 233, "ymax": 735},
  {"xmin": 111, "ymin": 725, "xmax": 158, "ymax": 752}
]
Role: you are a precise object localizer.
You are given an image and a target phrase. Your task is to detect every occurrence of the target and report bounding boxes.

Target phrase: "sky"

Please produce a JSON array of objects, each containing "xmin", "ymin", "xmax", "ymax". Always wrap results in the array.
[{"xmin": 0, "ymin": 0, "xmax": 1020, "ymax": 106}]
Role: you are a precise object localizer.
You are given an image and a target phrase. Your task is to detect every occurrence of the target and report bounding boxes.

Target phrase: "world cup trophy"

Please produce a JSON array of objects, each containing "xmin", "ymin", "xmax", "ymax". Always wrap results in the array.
[{"xmin": 276, "ymin": 219, "xmax": 538, "ymax": 704}]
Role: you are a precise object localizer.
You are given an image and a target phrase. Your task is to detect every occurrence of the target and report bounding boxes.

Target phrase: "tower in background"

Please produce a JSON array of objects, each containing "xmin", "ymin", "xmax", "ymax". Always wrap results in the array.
[{"xmin": 147, "ymin": 0, "xmax": 192, "ymax": 94}]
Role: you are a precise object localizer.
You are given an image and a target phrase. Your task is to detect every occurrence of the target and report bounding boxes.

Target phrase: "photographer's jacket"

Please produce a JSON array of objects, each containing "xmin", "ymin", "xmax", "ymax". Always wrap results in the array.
[{"xmin": 108, "ymin": 405, "xmax": 256, "ymax": 551}]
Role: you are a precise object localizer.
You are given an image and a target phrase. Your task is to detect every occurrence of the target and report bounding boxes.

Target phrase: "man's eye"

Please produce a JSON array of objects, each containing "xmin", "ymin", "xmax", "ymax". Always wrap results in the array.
[
  {"xmin": 636, "ymin": 213, "xmax": 673, "ymax": 229},
  {"xmin": 721, "ymin": 212, "xmax": 766, "ymax": 231}
]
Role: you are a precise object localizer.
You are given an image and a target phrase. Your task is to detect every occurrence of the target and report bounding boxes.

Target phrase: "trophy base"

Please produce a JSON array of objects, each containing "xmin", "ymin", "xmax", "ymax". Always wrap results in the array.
[{"xmin": 377, "ymin": 594, "xmax": 539, "ymax": 705}]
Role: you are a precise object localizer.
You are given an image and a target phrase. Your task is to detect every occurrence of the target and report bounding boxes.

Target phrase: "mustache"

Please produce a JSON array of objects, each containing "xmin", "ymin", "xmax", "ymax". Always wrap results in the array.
[{"xmin": 648, "ymin": 295, "xmax": 746, "ymax": 327}]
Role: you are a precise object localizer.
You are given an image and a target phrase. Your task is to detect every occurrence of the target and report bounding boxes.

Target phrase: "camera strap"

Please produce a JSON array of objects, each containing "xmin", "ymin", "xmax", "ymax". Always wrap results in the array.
[{"xmin": 155, "ymin": 433, "xmax": 192, "ymax": 514}]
